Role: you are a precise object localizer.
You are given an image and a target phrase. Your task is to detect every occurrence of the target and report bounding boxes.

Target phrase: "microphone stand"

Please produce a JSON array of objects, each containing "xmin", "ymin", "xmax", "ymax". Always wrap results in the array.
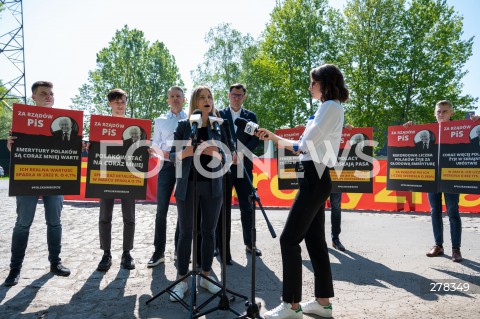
[
  {"xmin": 147, "ymin": 121, "xmax": 224, "ymax": 319},
  {"xmin": 195, "ymin": 120, "xmax": 248, "ymax": 318},
  {"xmin": 235, "ymin": 157, "xmax": 276, "ymax": 319},
  {"xmin": 224, "ymin": 124, "xmax": 275, "ymax": 319}
]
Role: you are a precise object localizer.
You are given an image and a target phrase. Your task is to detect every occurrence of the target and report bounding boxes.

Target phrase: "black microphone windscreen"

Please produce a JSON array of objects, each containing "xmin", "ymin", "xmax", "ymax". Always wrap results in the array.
[{"xmin": 234, "ymin": 117, "xmax": 248, "ymax": 130}]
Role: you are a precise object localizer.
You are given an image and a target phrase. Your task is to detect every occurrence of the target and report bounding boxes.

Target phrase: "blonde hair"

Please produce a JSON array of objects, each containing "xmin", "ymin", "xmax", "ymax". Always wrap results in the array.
[{"xmin": 188, "ymin": 86, "xmax": 220, "ymax": 117}]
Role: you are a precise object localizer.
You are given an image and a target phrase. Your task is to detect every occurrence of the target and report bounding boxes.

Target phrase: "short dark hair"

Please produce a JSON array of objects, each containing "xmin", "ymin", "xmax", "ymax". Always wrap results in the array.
[
  {"xmin": 310, "ymin": 64, "xmax": 349, "ymax": 103},
  {"xmin": 107, "ymin": 88, "xmax": 128, "ymax": 101},
  {"xmin": 31, "ymin": 81, "xmax": 53, "ymax": 94},
  {"xmin": 229, "ymin": 83, "xmax": 246, "ymax": 94}
]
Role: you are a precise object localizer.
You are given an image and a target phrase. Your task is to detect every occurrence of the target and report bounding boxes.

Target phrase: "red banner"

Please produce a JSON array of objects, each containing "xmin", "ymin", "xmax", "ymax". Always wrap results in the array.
[{"xmin": 65, "ymin": 158, "xmax": 480, "ymax": 213}]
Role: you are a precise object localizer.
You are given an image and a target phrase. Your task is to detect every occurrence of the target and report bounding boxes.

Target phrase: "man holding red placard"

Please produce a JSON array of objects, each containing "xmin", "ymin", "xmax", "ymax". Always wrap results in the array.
[
  {"xmin": 405, "ymin": 100, "xmax": 479, "ymax": 262},
  {"xmin": 4, "ymin": 81, "xmax": 71, "ymax": 287}
]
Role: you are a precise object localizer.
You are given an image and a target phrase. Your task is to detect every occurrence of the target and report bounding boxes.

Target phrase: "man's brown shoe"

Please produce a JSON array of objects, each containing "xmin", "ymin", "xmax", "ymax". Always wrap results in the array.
[
  {"xmin": 451, "ymin": 249, "xmax": 463, "ymax": 262},
  {"xmin": 426, "ymin": 245, "xmax": 444, "ymax": 257}
]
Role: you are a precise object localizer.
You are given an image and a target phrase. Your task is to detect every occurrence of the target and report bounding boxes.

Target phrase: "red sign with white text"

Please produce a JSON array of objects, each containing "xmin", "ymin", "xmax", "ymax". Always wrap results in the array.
[
  {"xmin": 438, "ymin": 119, "xmax": 480, "ymax": 194},
  {"xmin": 86, "ymin": 115, "xmax": 151, "ymax": 199},
  {"xmin": 387, "ymin": 123, "xmax": 439, "ymax": 193},
  {"xmin": 9, "ymin": 103, "xmax": 84, "ymax": 196}
]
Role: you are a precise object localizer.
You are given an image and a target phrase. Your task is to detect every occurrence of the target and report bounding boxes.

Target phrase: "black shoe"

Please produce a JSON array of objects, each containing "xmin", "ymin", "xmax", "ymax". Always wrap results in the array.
[
  {"xmin": 97, "ymin": 253, "xmax": 112, "ymax": 271},
  {"xmin": 246, "ymin": 246, "xmax": 262, "ymax": 256},
  {"xmin": 147, "ymin": 252, "xmax": 165, "ymax": 268},
  {"xmin": 50, "ymin": 262, "xmax": 71, "ymax": 277},
  {"xmin": 332, "ymin": 239, "xmax": 346, "ymax": 251},
  {"xmin": 121, "ymin": 252, "xmax": 135, "ymax": 270},
  {"xmin": 4, "ymin": 268, "xmax": 21, "ymax": 286}
]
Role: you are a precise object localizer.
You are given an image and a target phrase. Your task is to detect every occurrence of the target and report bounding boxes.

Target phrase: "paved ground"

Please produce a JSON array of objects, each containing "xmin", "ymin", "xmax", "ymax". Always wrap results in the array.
[{"xmin": 0, "ymin": 179, "xmax": 479, "ymax": 318}]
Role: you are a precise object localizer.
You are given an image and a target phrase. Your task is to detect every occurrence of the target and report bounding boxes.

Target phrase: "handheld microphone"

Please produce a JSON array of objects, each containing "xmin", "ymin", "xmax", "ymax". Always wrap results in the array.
[
  {"xmin": 223, "ymin": 119, "xmax": 236, "ymax": 152},
  {"xmin": 208, "ymin": 116, "xmax": 224, "ymax": 136},
  {"xmin": 189, "ymin": 109, "xmax": 203, "ymax": 137},
  {"xmin": 234, "ymin": 117, "xmax": 268, "ymax": 138}
]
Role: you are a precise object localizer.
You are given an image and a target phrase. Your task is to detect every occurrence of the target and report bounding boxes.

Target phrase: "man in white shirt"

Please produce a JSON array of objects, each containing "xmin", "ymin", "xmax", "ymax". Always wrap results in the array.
[{"xmin": 148, "ymin": 86, "xmax": 187, "ymax": 267}]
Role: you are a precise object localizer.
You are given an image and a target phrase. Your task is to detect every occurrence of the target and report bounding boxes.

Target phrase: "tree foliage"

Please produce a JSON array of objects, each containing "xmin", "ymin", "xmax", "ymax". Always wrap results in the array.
[
  {"xmin": 71, "ymin": 25, "xmax": 183, "ymax": 133},
  {"xmin": 191, "ymin": 23, "xmax": 255, "ymax": 109},
  {"xmin": 0, "ymin": 82, "xmax": 15, "ymax": 139},
  {"xmin": 338, "ymin": 0, "xmax": 475, "ymax": 148},
  {"xmin": 248, "ymin": 0, "xmax": 339, "ymax": 130},
  {"xmin": 193, "ymin": 0, "xmax": 339, "ymax": 130}
]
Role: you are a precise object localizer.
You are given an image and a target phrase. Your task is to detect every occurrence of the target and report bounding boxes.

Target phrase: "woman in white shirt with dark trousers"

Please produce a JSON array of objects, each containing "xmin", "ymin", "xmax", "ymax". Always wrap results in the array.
[{"xmin": 256, "ymin": 64, "xmax": 349, "ymax": 319}]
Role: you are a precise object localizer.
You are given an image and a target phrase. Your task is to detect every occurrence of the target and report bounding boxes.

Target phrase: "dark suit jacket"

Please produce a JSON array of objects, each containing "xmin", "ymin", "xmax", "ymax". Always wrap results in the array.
[
  {"xmin": 123, "ymin": 138, "xmax": 139, "ymax": 150},
  {"xmin": 170, "ymin": 119, "xmax": 228, "ymax": 201},
  {"xmin": 52, "ymin": 130, "xmax": 81, "ymax": 147},
  {"xmin": 415, "ymin": 141, "xmax": 433, "ymax": 152},
  {"xmin": 471, "ymin": 136, "xmax": 480, "ymax": 153},
  {"xmin": 219, "ymin": 107, "xmax": 259, "ymax": 171}
]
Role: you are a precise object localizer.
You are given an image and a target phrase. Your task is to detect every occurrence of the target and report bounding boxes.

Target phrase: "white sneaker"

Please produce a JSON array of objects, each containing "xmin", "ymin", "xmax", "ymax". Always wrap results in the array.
[
  {"xmin": 199, "ymin": 276, "xmax": 221, "ymax": 294},
  {"xmin": 300, "ymin": 299, "xmax": 333, "ymax": 317},
  {"xmin": 169, "ymin": 281, "xmax": 188, "ymax": 302},
  {"xmin": 264, "ymin": 302, "xmax": 302, "ymax": 319}
]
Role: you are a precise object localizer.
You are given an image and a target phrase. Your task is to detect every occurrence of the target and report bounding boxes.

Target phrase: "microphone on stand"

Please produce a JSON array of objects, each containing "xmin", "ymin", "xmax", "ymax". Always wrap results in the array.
[
  {"xmin": 189, "ymin": 109, "xmax": 203, "ymax": 139},
  {"xmin": 208, "ymin": 116, "xmax": 224, "ymax": 137},
  {"xmin": 234, "ymin": 117, "xmax": 268, "ymax": 138}
]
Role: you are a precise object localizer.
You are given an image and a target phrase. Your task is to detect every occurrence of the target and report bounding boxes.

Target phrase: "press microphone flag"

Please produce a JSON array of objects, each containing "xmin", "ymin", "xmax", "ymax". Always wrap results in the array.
[
  {"xmin": 208, "ymin": 116, "xmax": 224, "ymax": 136},
  {"xmin": 234, "ymin": 117, "xmax": 268, "ymax": 138}
]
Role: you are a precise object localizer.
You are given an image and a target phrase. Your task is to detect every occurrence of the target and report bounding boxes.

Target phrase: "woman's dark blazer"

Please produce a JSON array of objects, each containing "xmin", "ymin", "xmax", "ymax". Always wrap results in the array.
[{"xmin": 169, "ymin": 119, "xmax": 228, "ymax": 202}]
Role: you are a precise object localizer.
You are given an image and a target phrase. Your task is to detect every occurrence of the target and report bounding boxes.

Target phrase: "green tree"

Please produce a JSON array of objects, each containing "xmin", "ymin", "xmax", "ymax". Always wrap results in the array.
[
  {"xmin": 0, "ymin": 82, "xmax": 15, "ymax": 139},
  {"xmin": 71, "ymin": 25, "xmax": 183, "ymax": 133},
  {"xmin": 191, "ymin": 23, "xmax": 255, "ymax": 109},
  {"xmin": 246, "ymin": 0, "xmax": 339, "ymax": 131},
  {"xmin": 397, "ymin": 0, "xmax": 475, "ymax": 123},
  {"xmin": 339, "ymin": 0, "xmax": 475, "ymax": 149}
]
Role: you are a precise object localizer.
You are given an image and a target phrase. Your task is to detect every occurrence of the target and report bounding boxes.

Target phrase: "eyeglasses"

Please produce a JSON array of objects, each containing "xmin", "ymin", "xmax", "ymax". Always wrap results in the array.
[{"xmin": 230, "ymin": 93, "xmax": 244, "ymax": 99}]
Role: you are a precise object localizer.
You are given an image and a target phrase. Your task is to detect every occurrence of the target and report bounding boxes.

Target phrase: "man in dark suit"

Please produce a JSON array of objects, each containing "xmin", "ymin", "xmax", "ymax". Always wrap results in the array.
[
  {"xmin": 52, "ymin": 117, "xmax": 80, "ymax": 147},
  {"xmin": 123, "ymin": 126, "xmax": 141, "ymax": 151},
  {"xmin": 217, "ymin": 83, "xmax": 261, "ymax": 263},
  {"xmin": 415, "ymin": 130, "xmax": 433, "ymax": 151}
]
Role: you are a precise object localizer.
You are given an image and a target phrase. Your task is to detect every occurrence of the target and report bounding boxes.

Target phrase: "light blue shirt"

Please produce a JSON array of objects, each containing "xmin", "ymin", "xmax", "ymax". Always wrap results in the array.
[{"xmin": 152, "ymin": 110, "xmax": 187, "ymax": 161}]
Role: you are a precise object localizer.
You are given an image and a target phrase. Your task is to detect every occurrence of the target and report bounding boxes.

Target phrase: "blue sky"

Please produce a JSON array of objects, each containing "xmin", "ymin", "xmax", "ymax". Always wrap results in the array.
[{"xmin": 1, "ymin": 0, "xmax": 478, "ymax": 114}]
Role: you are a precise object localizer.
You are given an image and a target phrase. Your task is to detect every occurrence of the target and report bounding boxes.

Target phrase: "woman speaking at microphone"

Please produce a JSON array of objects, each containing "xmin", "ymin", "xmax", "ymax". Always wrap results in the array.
[
  {"xmin": 257, "ymin": 64, "xmax": 349, "ymax": 319},
  {"xmin": 168, "ymin": 86, "xmax": 228, "ymax": 301}
]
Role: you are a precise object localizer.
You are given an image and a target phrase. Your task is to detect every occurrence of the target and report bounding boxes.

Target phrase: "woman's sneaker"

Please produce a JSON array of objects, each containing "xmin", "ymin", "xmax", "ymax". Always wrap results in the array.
[
  {"xmin": 300, "ymin": 299, "xmax": 333, "ymax": 317},
  {"xmin": 199, "ymin": 276, "xmax": 221, "ymax": 294},
  {"xmin": 264, "ymin": 302, "xmax": 302, "ymax": 319},
  {"xmin": 169, "ymin": 281, "xmax": 188, "ymax": 302}
]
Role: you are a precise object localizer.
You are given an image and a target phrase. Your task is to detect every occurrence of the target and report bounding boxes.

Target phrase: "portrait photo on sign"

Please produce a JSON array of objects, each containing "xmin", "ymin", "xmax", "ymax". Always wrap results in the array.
[
  {"xmin": 470, "ymin": 124, "xmax": 480, "ymax": 152},
  {"xmin": 349, "ymin": 133, "xmax": 366, "ymax": 147},
  {"xmin": 122, "ymin": 125, "xmax": 147, "ymax": 150},
  {"xmin": 50, "ymin": 116, "xmax": 79, "ymax": 142},
  {"xmin": 122, "ymin": 126, "xmax": 146, "ymax": 141},
  {"xmin": 469, "ymin": 124, "xmax": 480, "ymax": 141},
  {"xmin": 414, "ymin": 129, "xmax": 435, "ymax": 151}
]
